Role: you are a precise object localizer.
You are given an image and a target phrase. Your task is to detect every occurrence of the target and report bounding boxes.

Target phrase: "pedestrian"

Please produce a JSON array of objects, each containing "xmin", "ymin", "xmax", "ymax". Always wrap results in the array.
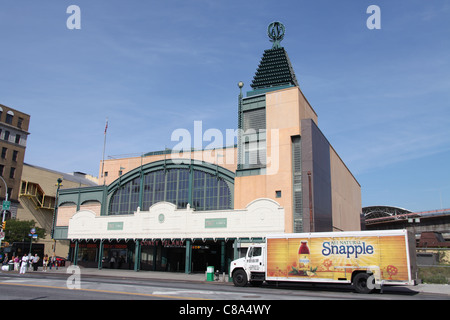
[
  {"xmin": 14, "ymin": 256, "xmax": 19, "ymax": 271},
  {"xmin": 27, "ymin": 253, "xmax": 33, "ymax": 271},
  {"xmin": 43, "ymin": 254, "xmax": 48, "ymax": 272},
  {"xmin": 32, "ymin": 254, "xmax": 40, "ymax": 271},
  {"xmin": 110, "ymin": 255, "xmax": 115, "ymax": 269},
  {"xmin": 20, "ymin": 255, "xmax": 28, "ymax": 274},
  {"xmin": 1, "ymin": 254, "xmax": 8, "ymax": 271},
  {"xmin": 50, "ymin": 253, "xmax": 58, "ymax": 270}
]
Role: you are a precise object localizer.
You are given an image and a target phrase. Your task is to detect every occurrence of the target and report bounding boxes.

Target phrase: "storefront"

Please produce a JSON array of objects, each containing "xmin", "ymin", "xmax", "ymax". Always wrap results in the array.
[
  {"xmin": 69, "ymin": 237, "xmax": 241, "ymax": 273},
  {"xmin": 70, "ymin": 240, "xmax": 136, "ymax": 270}
]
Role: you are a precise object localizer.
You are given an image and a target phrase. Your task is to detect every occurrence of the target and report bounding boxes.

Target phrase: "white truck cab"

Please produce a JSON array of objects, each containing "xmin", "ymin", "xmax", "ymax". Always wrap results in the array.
[{"xmin": 230, "ymin": 244, "xmax": 266, "ymax": 287}]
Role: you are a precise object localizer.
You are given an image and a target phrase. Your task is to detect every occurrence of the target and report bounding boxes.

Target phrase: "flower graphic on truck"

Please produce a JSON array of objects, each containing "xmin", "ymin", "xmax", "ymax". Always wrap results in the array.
[
  {"xmin": 322, "ymin": 258, "xmax": 333, "ymax": 271},
  {"xmin": 386, "ymin": 265, "xmax": 398, "ymax": 279}
]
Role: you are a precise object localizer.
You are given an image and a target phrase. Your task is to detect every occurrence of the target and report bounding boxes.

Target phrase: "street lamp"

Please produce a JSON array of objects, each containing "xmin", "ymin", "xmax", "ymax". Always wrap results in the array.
[{"xmin": 51, "ymin": 178, "xmax": 63, "ymax": 253}]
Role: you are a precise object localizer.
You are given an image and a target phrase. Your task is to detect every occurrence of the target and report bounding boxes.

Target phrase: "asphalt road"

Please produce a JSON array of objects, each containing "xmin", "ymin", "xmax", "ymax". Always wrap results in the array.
[
  {"xmin": 0, "ymin": 272, "xmax": 447, "ymax": 301},
  {"xmin": 0, "ymin": 272, "xmax": 447, "ymax": 319}
]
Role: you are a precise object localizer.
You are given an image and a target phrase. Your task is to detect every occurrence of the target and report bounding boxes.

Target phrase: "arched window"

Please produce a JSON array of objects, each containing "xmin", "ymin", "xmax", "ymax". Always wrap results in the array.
[
  {"xmin": 5, "ymin": 111, "xmax": 14, "ymax": 124},
  {"xmin": 108, "ymin": 167, "xmax": 232, "ymax": 215}
]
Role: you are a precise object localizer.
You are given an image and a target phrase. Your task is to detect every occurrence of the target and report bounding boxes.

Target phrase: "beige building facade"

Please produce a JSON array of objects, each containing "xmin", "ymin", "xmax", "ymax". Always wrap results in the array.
[
  {"xmin": 0, "ymin": 104, "xmax": 30, "ymax": 220},
  {"xmin": 18, "ymin": 164, "xmax": 98, "ymax": 257}
]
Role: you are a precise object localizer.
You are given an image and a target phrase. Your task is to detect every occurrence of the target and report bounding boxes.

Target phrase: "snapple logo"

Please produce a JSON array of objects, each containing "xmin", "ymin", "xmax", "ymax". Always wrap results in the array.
[{"xmin": 322, "ymin": 240, "xmax": 374, "ymax": 259}]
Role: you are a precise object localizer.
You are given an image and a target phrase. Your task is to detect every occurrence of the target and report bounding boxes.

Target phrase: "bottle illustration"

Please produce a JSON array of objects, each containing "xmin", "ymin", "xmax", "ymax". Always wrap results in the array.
[{"xmin": 298, "ymin": 241, "xmax": 310, "ymax": 276}]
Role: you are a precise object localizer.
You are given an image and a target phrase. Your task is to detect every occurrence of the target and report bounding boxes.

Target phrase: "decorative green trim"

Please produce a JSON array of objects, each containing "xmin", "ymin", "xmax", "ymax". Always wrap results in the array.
[
  {"xmin": 107, "ymin": 222, "xmax": 124, "ymax": 230},
  {"xmin": 53, "ymin": 226, "xmax": 68, "ymax": 240}
]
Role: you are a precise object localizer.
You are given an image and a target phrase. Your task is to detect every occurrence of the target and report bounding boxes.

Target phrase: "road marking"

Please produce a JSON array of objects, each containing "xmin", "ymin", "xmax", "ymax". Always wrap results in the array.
[{"xmin": 0, "ymin": 281, "xmax": 208, "ymax": 300}]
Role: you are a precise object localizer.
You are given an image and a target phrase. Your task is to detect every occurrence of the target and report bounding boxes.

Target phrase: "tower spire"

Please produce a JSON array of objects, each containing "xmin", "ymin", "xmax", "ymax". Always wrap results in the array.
[{"xmin": 250, "ymin": 22, "xmax": 299, "ymax": 91}]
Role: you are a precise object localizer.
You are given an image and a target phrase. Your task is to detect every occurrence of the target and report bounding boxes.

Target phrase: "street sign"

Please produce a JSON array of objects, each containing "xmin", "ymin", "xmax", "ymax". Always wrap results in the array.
[
  {"xmin": 2, "ymin": 201, "xmax": 10, "ymax": 211},
  {"xmin": 0, "ymin": 231, "xmax": 4, "ymax": 239}
]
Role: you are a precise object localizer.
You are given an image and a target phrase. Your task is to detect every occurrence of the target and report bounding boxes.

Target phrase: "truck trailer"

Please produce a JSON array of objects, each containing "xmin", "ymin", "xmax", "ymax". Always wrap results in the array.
[{"xmin": 230, "ymin": 229, "xmax": 418, "ymax": 293}]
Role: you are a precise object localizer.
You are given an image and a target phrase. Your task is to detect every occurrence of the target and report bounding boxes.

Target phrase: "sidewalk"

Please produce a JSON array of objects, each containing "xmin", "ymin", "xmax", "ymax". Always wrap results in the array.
[
  {"xmin": 4, "ymin": 266, "xmax": 450, "ymax": 296},
  {"xmin": 34, "ymin": 265, "xmax": 228, "ymax": 283}
]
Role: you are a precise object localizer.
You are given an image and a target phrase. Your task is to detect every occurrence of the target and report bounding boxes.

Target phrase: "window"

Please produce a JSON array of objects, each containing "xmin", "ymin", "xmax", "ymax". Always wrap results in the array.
[
  {"xmin": 12, "ymin": 150, "xmax": 18, "ymax": 162},
  {"xmin": 275, "ymin": 190, "xmax": 282, "ymax": 198},
  {"xmin": 110, "ymin": 167, "xmax": 232, "ymax": 215},
  {"xmin": 0, "ymin": 165, "xmax": 4, "ymax": 176},
  {"xmin": 4, "ymin": 131, "xmax": 9, "ymax": 142},
  {"xmin": 292, "ymin": 136, "xmax": 303, "ymax": 233},
  {"xmin": 15, "ymin": 135, "xmax": 20, "ymax": 144},
  {"xmin": 18, "ymin": 117, "xmax": 23, "ymax": 129},
  {"xmin": 5, "ymin": 111, "xmax": 13, "ymax": 124},
  {"xmin": 109, "ymin": 177, "xmax": 140, "ymax": 215},
  {"xmin": 1, "ymin": 148, "xmax": 6, "ymax": 159},
  {"xmin": 248, "ymin": 247, "xmax": 262, "ymax": 258},
  {"xmin": 9, "ymin": 167, "xmax": 15, "ymax": 179},
  {"xmin": 243, "ymin": 108, "xmax": 265, "ymax": 132}
]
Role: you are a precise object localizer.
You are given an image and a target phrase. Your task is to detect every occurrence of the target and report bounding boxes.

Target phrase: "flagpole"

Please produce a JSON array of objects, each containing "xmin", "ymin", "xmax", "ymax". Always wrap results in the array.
[{"xmin": 101, "ymin": 118, "xmax": 108, "ymax": 185}]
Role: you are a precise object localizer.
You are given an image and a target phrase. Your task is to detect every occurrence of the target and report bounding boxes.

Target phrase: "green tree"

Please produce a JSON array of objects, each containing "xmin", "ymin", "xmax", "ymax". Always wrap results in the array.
[{"xmin": 4, "ymin": 220, "xmax": 46, "ymax": 243}]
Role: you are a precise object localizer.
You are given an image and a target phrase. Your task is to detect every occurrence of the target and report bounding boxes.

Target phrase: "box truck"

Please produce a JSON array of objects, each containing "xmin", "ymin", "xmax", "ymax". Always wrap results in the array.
[{"xmin": 230, "ymin": 229, "xmax": 418, "ymax": 293}]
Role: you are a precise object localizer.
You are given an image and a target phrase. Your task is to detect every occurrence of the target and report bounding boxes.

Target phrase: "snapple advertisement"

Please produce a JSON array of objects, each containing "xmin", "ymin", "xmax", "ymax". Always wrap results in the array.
[{"xmin": 267, "ymin": 236, "xmax": 409, "ymax": 281}]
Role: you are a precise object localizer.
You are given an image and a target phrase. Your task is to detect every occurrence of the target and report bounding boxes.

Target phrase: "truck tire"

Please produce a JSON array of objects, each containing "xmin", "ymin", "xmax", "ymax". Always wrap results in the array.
[
  {"xmin": 232, "ymin": 269, "xmax": 248, "ymax": 287},
  {"xmin": 353, "ymin": 273, "xmax": 374, "ymax": 294}
]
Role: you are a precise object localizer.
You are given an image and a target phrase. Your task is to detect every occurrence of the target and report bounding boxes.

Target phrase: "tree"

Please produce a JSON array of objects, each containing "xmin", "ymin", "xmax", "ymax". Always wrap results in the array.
[{"xmin": 4, "ymin": 220, "xmax": 46, "ymax": 243}]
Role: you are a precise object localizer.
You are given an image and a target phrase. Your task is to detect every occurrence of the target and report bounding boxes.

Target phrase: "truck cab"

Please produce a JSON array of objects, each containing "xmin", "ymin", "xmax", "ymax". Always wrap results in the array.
[{"xmin": 230, "ymin": 244, "xmax": 266, "ymax": 287}]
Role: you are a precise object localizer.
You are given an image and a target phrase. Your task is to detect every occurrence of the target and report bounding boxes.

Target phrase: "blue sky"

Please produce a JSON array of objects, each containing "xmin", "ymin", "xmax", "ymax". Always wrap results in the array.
[{"xmin": 0, "ymin": 1, "xmax": 449, "ymax": 212}]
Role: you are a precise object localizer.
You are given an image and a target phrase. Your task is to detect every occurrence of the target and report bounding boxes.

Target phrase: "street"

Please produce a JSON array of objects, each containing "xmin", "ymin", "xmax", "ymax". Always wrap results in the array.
[{"xmin": 0, "ymin": 271, "xmax": 447, "ymax": 301}]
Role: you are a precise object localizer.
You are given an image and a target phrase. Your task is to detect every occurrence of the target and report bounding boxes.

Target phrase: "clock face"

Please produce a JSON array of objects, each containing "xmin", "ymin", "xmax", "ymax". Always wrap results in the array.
[{"xmin": 158, "ymin": 213, "xmax": 165, "ymax": 223}]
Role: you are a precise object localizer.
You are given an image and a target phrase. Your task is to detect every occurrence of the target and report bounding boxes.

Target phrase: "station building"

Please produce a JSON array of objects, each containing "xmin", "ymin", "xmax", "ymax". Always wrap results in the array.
[{"xmin": 53, "ymin": 23, "xmax": 362, "ymax": 274}]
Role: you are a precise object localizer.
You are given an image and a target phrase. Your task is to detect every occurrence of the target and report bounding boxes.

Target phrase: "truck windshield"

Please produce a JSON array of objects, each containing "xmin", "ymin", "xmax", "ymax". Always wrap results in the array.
[{"xmin": 248, "ymin": 247, "xmax": 262, "ymax": 257}]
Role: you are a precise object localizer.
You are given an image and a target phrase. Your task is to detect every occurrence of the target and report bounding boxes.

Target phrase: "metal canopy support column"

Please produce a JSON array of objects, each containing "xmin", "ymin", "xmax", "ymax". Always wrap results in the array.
[
  {"xmin": 220, "ymin": 240, "xmax": 225, "ymax": 272},
  {"xmin": 73, "ymin": 240, "xmax": 79, "ymax": 266},
  {"xmin": 152, "ymin": 244, "xmax": 157, "ymax": 271},
  {"xmin": 188, "ymin": 162, "xmax": 193, "ymax": 207},
  {"xmin": 98, "ymin": 239, "xmax": 104, "ymax": 270},
  {"xmin": 185, "ymin": 239, "xmax": 192, "ymax": 274},
  {"xmin": 134, "ymin": 239, "xmax": 141, "ymax": 272}
]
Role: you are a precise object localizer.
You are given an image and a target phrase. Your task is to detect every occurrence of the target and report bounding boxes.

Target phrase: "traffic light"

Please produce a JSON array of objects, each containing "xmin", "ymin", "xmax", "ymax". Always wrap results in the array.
[{"xmin": 1, "ymin": 221, "xmax": 5, "ymax": 230}]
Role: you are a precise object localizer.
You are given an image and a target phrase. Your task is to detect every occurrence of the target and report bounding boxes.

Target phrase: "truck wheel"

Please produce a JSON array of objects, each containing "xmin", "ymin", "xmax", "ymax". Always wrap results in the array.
[
  {"xmin": 233, "ymin": 269, "xmax": 248, "ymax": 287},
  {"xmin": 353, "ymin": 273, "xmax": 374, "ymax": 294}
]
